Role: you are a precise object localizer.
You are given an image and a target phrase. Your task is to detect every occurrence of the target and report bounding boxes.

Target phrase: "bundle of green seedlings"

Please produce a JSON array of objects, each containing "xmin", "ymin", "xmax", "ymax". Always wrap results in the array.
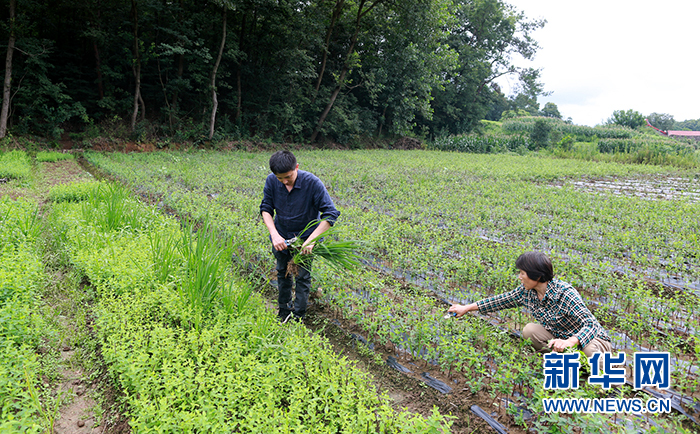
[{"xmin": 285, "ymin": 219, "xmax": 362, "ymax": 277}]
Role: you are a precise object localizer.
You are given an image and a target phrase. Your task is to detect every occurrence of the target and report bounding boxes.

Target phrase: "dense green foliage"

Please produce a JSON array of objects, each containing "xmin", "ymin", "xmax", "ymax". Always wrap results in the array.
[
  {"xmin": 502, "ymin": 116, "xmax": 634, "ymax": 139},
  {"xmin": 0, "ymin": 0, "xmax": 548, "ymax": 144},
  {"xmin": 608, "ymin": 111, "xmax": 699, "ymax": 133},
  {"xmin": 529, "ymin": 119, "xmax": 551, "ymax": 149},
  {"xmin": 675, "ymin": 118, "xmax": 700, "ymax": 131},
  {"xmin": 646, "ymin": 112, "xmax": 675, "ymax": 132},
  {"xmin": 430, "ymin": 132, "xmax": 530, "ymax": 153},
  {"xmin": 84, "ymin": 149, "xmax": 700, "ymax": 432},
  {"xmin": 605, "ymin": 109, "xmax": 646, "ymax": 130}
]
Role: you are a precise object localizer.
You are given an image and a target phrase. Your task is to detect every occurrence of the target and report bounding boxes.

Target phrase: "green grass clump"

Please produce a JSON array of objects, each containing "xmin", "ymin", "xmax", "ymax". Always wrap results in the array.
[
  {"xmin": 47, "ymin": 180, "xmax": 102, "ymax": 203},
  {"xmin": 36, "ymin": 151, "xmax": 74, "ymax": 163},
  {"xmin": 0, "ymin": 150, "xmax": 31, "ymax": 180}
]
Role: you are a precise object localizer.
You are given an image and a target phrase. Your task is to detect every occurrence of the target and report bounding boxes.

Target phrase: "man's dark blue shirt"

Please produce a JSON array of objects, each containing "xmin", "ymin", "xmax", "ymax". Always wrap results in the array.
[{"xmin": 260, "ymin": 170, "xmax": 340, "ymax": 240}]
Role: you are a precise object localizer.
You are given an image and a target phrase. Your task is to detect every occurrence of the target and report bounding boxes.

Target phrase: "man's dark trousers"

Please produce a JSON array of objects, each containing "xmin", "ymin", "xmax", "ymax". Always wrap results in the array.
[{"xmin": 273, "ymin": 247, "xmax": 312, "ymax": 318}]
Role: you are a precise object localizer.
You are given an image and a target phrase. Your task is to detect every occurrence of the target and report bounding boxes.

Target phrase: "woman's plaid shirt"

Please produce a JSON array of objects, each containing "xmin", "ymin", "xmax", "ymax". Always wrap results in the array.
[{"xmin": 476, "ymin": 279, "xmax": 610, "ymax": 348}]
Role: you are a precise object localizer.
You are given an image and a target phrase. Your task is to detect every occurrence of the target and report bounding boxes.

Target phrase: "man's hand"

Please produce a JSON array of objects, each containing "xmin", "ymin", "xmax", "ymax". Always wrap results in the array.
[
  {"xmin": 271, "ymin": 233, "xmax": 287, "ymax": 251},
  {"xmin": 262, "ymin": 211, "xmax": 288, "ymax": 251},
  {"xmin": 300, "ymin": 241, "xmax": 315, "ymax": 255},
  {"xmin": 300, "ymin": 220, "xmax": 330, "ymax": 255}
]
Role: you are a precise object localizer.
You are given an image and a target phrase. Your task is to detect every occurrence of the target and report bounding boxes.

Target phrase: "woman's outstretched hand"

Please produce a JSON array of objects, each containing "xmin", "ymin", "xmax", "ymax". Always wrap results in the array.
[{"xmin": 448, "ymin": 304, "xmax": 471, "ymax": 318}]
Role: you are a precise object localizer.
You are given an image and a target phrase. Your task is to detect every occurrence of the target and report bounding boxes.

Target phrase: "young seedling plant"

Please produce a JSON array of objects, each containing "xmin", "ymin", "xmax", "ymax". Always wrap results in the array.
[{"xmin": 284, "ymin": 219, "xmax": 363, "ymax": 277}]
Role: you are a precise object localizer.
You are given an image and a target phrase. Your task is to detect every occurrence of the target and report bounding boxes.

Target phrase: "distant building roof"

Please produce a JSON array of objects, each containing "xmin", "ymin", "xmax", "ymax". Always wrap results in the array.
[
  {"xmin": 667, "ymin": 130, "xmax": 700, "ymax": 137},
  {"xmin": 645, "ymin": 119, "xmax": 700, "ymax": 138}
]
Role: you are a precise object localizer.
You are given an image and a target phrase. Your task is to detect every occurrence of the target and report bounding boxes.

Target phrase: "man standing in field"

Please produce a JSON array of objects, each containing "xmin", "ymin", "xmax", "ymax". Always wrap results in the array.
[{"xmin": 260, "ymin": 150, "xmax": 340, "ymax": 323}]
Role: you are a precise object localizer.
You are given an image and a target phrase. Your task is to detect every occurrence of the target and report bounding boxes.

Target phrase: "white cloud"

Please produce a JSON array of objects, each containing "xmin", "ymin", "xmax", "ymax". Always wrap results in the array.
[{"xmin": 497, "ymin": 0, "xmax": 700, "ymax": 126}]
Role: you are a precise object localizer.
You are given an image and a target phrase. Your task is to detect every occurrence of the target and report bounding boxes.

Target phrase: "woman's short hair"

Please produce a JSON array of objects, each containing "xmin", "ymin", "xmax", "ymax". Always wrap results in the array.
[
  {"xmin": 515, "ymin": 251, "xmax": 553, "ymax": 282},
  {"xmin": 269, "ymin": 150, "xmax": 297, "ymax": 174}
]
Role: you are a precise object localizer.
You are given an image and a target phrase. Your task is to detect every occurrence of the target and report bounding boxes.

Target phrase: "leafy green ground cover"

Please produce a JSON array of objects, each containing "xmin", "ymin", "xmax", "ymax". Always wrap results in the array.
[
  {"xmin": 0, "ymin": 197, "xmax": 54, "ymax": 433},
  {"xmin": 83, "ymin": 149, "xmax": 700, "ymax": 432},
  {"xmin": 44, "ymin": 180, "xmax": 452, "ymax": 433}
]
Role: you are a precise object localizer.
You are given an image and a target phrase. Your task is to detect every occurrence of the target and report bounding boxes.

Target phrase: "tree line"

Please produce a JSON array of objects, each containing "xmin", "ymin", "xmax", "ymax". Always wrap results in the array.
[
  {"xmin": 0, "ymin": 0, "xmax": 548, "ymax": 144},
  {"xmin": 606, "ymin": 110, "xmax": 699, "ymax": 132}
]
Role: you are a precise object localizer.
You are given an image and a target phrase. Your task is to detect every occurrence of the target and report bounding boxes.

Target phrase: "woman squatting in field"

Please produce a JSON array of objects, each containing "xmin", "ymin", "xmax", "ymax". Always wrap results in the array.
[{"xmin": 448, "ymin": 251, "xmax": 612, "ymax": 357}]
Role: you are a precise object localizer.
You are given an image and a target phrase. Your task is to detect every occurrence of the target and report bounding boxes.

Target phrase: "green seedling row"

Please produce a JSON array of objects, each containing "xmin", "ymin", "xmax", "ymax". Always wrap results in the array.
[
  {"xmin": 0, "ymin": 197, "xmax": 53, "ymax": 432},
  {"xmin": 84, "ymin": 149, "xmax": 700, "ymax": 432}
]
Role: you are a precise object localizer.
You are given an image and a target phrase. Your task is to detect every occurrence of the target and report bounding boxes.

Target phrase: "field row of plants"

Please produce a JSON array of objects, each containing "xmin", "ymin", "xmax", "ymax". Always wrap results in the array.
[
  {"xmin": 41, "ymin": 179, "xmax": 452, "ymax": 433},
  {"xmin": 0, "ymin": 196, "xmax": 53, "ymax": 433},
  {"xmin": 429, "ymin": 134, "xmax": 531, "ymax": 154},
  {"xmin": 598, "ymin": 137, "xmax": 697, "ymax": 155},
  {"xmin": 0, "ymin": 150, "xmax": 32, "ymax": 180},
  {"xmin": 501, "ymin": 117, "xmax": 636, "ymax": 139},
  {"xmin": 83, "ymin": 149, "xmax": 700, "ymax": 432}
]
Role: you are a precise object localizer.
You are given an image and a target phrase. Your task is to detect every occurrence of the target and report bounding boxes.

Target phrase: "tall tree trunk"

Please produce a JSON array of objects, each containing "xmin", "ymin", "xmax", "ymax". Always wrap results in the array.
[
  {"xmin": 130, "ymin": 0, "xmax": 142, "ymax": 132},
  {"xmin": 157, "ymin": 60, "xmax": 173, "ymax": 130},
  {"xmin": 378, "ymin": 104, "xmax": 387, "ymax": 137},
  {"xmin": 171, "ymin": 53, "xmax": 183, "ymax": 112},
  {"xmin": 138, "ymin": 91, "xmax": 146, "ymax": 122},
  {"xmin": 310, "ymin": 0, "xmax": 381, "ymax": 143},
  {"xmin": 234, "ymin": 12, "xmax": 246, "ymax": 121},
  {"xmin": 208, "ymin": 8, "xmax": 227, "ymax": 140},
  {"xmin": 93, "ymin": 40, "xmax": 104, "ymax": 99},
  {"xmin": 92, "ymin": 3, "xmax": 104, "ymax": 100},
  {"xmin": 312, "ymin": 0, "xmax": 345, "ymax": 103},
  {"xmin": 235, "ymin": 66, "xmax": 241, "ymax": 120},
  {"xmin": 170, "ymin": 0, "xmax": 185, "ymax": 120},
  {"xmin": 0, "ymin": 0, "xmax": 16, "ymax": 139}
]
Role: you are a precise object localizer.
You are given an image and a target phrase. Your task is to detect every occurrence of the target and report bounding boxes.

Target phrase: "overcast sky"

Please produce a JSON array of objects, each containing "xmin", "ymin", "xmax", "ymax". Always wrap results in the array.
[{"xmin": 496, "ymin": 1, "xmax": 699, "ymax": 127}]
